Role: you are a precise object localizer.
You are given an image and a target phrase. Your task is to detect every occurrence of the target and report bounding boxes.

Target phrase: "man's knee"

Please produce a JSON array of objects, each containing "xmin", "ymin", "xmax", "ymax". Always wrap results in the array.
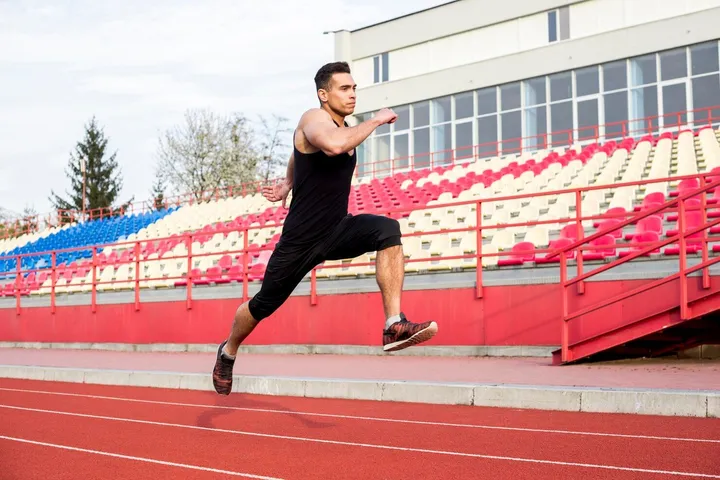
[
  {"xmin": 376, "ymin": 217, "xmax": 402, "ymax": 251},
  {"xmin": 248, "ymin": 293, "xmax": 283, "ymax": 321}
]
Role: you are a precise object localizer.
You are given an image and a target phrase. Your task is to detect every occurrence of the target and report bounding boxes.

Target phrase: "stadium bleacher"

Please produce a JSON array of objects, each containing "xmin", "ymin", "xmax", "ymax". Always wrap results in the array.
[{"xmin": 1, "ymin": 125, "xmax": 720, "ymax": 298}]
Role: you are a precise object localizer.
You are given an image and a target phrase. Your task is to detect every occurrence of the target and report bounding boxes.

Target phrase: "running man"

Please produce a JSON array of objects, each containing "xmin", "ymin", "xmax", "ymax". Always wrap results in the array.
[{"xmin": 212, "ymin": 61, "xmax": 438, "ymax": 395}]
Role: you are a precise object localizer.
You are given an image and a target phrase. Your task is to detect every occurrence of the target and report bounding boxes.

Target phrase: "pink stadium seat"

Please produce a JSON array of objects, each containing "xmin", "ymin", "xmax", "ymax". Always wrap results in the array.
[
  {"xmin": 497, "ymin": 242, "xmax": 536, "ymax": 266},
  {"xmin": 625, "ymin": 215, "xmax": 663, "ymax": 241},
  {"xmin": 583, "ymin": 235, "xmax": 617, "ymax": 261},
  {"xmin": 618, "ymin": 231, "xmax": 660, "ymax": 258}
]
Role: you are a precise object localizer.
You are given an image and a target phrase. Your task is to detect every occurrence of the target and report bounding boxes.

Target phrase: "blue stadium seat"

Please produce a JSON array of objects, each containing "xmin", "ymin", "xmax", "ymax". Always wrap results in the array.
[{"xmin": 0, "ymin": 207, "xmax": 176, "ymax": 277}]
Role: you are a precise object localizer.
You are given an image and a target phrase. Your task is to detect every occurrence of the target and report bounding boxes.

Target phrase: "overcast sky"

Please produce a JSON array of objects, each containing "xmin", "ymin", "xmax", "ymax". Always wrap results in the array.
[{"xmin": 0, "ymin": 0, "xmax": 447, "ymax": 218}]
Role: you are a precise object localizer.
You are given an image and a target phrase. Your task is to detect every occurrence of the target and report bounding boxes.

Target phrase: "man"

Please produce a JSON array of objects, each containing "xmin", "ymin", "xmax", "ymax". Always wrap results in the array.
[{"xmin": 212, "ymin": 61, "xmax": 438, "ymax": 395}]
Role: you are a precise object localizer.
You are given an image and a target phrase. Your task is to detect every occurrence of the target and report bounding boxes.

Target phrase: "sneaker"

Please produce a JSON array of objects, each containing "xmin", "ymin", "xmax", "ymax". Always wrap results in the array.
[
  {"xmin": 383, "ymin": 313, "xmax": 438, "ymax": 352},
  {"xmin": 212, "ymin": 340, "xmax": 235, "ymax": 395}
]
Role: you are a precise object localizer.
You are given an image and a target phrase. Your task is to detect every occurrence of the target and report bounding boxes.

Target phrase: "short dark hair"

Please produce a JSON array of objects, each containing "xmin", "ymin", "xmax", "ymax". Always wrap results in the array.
[{"xmin": 314, "ymin": 61, "xmax": 351, "ymax": 92}]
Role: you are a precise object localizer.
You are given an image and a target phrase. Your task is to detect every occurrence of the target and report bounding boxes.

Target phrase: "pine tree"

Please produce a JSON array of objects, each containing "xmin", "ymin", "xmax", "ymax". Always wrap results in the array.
[
  {"xmin": 49, "ymin": 116, "xmax": 133, "ymax": 222},
  {"xmin": 150, "ymin": 174, "xmax": 166, "ymax": 211}
]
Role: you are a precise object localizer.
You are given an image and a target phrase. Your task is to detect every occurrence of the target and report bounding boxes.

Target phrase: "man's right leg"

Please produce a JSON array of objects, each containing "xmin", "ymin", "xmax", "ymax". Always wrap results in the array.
[{"xmin": 212, "ymin": 243, "xmax": 318, "ymax": 395}]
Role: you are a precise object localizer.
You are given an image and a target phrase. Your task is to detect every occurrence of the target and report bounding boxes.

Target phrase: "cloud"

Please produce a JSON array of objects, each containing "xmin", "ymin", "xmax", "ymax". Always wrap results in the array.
[{"xmin": 0, "ymin": 0, "xmax": 448, "ymax": 216}]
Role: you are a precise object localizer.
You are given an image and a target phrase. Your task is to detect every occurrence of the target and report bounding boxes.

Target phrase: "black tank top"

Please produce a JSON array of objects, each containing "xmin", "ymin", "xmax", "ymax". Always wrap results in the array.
[{"xmin": 280, "ymin": 120, "xmax": 357, "ymax": 245}]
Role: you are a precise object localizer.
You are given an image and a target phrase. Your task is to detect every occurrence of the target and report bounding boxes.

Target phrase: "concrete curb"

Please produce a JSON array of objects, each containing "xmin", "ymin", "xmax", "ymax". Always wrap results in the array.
[
  {"xmin": 1, "ymin": 365, "xmax": 717, "ymax": 418},
  {"xmin": 0, "ymin": 342, "xmax": 555, "ymax": 357}
]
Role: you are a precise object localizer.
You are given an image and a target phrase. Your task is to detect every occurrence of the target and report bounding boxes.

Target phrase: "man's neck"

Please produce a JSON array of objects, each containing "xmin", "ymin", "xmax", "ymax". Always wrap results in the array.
[{"xmin": 322, "ymin": 105, "xmax": 346, "ymax": 127}]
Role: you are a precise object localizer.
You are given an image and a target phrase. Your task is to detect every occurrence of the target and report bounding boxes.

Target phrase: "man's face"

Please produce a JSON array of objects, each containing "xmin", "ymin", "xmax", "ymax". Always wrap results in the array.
[{"xmin": 322, "ymin": 73, "xmax": 356, "ymax": 116}]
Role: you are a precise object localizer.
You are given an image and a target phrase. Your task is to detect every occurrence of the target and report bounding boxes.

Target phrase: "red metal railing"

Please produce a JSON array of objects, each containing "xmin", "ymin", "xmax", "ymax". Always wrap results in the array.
[
  {"xmin": 4, "ymin": 165, "xmax": 720, "ymax": 315},
  {"xmin": 4, "ymin": 106, "xmax": 716, "ymax": 237},
  {"xmin": 547, "ymin": 173, "xmax": 720, "ymax": 364}
]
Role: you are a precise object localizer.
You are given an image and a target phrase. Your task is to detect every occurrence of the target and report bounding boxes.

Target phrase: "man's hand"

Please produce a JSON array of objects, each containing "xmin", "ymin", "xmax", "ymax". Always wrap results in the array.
[
  {"xmin": 374, "ymin": 108, "xmax": 398, "ymax": 125},
  {"xmin": 262, "ymin": 179, "xmax": 292, "ymax": 208}
]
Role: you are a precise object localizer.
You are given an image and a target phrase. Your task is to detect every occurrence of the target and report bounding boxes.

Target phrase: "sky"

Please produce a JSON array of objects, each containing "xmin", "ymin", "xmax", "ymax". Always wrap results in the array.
[{"xmin": 0, "ymin": 0, "xmax": 448, "ymax": 219}]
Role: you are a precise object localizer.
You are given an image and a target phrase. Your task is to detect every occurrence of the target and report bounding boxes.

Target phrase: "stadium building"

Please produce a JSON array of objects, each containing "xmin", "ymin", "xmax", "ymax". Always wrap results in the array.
[
  {"xmin": 329, "ymin": 0, "xmax": 720, "ymax": 178},
  {"xmin": 1, "ymin": 0, "xmax": 720, "ymax": 366}
]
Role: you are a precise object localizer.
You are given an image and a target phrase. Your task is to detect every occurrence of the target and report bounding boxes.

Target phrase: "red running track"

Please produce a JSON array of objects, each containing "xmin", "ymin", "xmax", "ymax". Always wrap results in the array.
[{"xmin": 0, "ymin": 378, "xmax": 719, "ymax": 479}]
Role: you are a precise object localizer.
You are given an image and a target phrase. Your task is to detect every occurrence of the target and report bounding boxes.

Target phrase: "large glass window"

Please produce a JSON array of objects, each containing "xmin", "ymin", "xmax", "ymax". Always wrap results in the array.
[
  {"xmin": 660, "ymin": 48, "xmax": 687, "ymax": 81},
  {"xmin": 604, "ymin": 91, "xmax": 629, "ymax": 138},
  {"xmin": 455, "ymin": 122, "xmax": 474, "ymax": 161},
  {"xmin": 477, "ymin": 115, "xmax": 498, "ymax": 158},
  {"xmin": 691, "ymin": 43, "xmax": 719, "ymax": 76},
  {"xmin": 692, "ymin": 74, "xmax": 720, "ymax": 122},
  {"xmin": 550, "ymin": 72, "xmax": 572, "ymax": 101},
  {"xmin": 455, "ymin": 92, "xmax": 474, "ymax": 120},
  {"xmin": 576, "ymin": 66, "xmax": 599, "ymax": 97},
  {"xmin": 662, "ymin": 83, "xmax": 687, "ymax": 126},
  {"xmin": 501, "ymin": 111, "xmax": 522, "ymax": 154},
  {"xmin": 477, "ymin": 87, "xmax": 497, "ymax": 115},
  {"xmin": 551, "ymin": 102, "xmax": 573, "ymax": 146},
  {"xmin": 603, "ymin": 61, "xmax": 627, "ymax": 91},
  {"xmin": 413, "ymin": 128, "xmax": 430, "ymax": 169},
  {"xmin": 630, "ymin": 54, "xmax": 657, "ymax": 86},
  {"xmin": 358, "ymin": 40, "xmax": 720, "ymax": 176}
]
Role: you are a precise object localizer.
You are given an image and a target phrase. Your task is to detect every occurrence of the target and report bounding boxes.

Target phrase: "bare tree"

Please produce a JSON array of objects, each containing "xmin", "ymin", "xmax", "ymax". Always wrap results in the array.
[
  {"xmin": 156, "ymin": 108, "xmax": 260, "ymax": 201},
  {"xmin": 256, "ymin": 114, "xmax": 292, "ymax": 183}
]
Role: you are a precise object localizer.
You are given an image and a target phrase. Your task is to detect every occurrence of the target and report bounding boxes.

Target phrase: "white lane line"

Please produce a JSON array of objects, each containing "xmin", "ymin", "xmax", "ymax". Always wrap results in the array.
[
  {"xmin": 0, "ymin": 435, "xmax": 283, "ymax": 479},
  {"xmin": 0, "ymin": 386, "xmax": 717, "ymax": 444},
  {"xmin": 1, "ymin": 404, "xmax": 719, "ymax": 478}
]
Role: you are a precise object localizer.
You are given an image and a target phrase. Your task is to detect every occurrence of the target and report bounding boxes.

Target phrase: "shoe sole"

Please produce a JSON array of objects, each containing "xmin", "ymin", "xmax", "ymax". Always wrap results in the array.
[
  {"xmin": 383, "ymin": 322, "xmax": 438, "ymax": 352},
  {"xmin": 213, "ymin": 341, "xmax": 232, "ymax": 395}
]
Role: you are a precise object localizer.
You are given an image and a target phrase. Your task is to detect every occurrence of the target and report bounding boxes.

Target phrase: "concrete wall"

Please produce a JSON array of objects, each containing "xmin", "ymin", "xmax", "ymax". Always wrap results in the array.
[
  {"xmin": 346, "ymin": 0, "xmax": 585, "ymax": 60},
  {"xmin": 351, "ymin": 7, "xmax": 720, "ymax": 115}
]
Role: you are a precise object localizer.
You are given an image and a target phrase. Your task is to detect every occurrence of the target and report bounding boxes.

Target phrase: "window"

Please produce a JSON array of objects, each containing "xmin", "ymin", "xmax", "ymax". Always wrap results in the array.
[
  {"xmin": 477, "ymin": 116, "xmax": 498, "ymax": 158},
  {"xmin": 604, "ymin": 91, "xmax": 629, "ymax": 138},
  {"xmin": 413, "ymin": 102, "xmax": 430, "ymax": 127},
  {"xmin": 551, "ymin": 102, "xmax": 573, "ymax": 146},
  {"xmin": 548, "ymin": 7, "xmax": 569, "ymax": 43},
  {"xmin": 550, "ymin": 72, "xmax": 572, "ymax": 101},
  {"xmin": 630, "ymin": 54, "xmax": 657, "ymax": 86},
  {"xmin": 547, "ymin": 10, "xmax": 557, "ymax": 43},
  {"xmin": 576, "ymin": 66, "xmax": 599, "ymax": 96},
  {"xmin": 577, "ymin": 99, "xmax": 599, "ymax": 140},
  {"xmin": 662, "ymin": 83, "xmax": 687, "ymax": 127},
  {"xmin": 372, "ymin": 52, "xmax": 389, "ymax": 84},
  {"xmin": 394, "ymin": 105, "xmax": 410, "ymax": 131},
  {"xmin": 432, "ymin": 97, "xmax": 452, "ymax": 123},
  {"xmin": 524, "ymin": 77, "xmax": 546, "ymax": 106},
  {"xmin": 691, "ymin": 42, "xmax": 719, "ymax": 76},
  {"xmin": 660, "ymin": 48, "xmax": 687, "ymax": 81},
  {"xmin": 501, "ymin": 111, "xmax": 522, "ymax": 155},
  {"xmin": 603, "ymin": 61, "xmax": 627, "ymax": 92},
  {"xmin": 454, "ymin": 92, "xmax": 474, "ymax": 120},
  {"xmin": 476, "ymin": 88, "xmax": 497, "ymax": 115},
  {"xmin": 630, "ymin": 85, "xmax": 658, "ymax": 133},
  {"xmin": 455, "ymin": 122, "xmax": 474, "ymax": 160},
  {"xmin": 692, "ymin": 74, "xmax": 720, "ymax": 123},
  {"xmin": 500, "ymin": 83, "xmax": 521, "ymax": 111},
  {"xmin": 525, "ymin": 106, "xmax": 547, "ymax": 149},
  {"xmin": 413, "ymin": 128, "xmax": 430, "ymax": 169}
]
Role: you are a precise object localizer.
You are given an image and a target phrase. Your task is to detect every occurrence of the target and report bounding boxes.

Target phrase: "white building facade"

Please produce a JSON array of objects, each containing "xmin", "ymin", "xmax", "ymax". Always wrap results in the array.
[{"xmin": 330, "ymin": 0, "xmax": 720, "ymax": 177}]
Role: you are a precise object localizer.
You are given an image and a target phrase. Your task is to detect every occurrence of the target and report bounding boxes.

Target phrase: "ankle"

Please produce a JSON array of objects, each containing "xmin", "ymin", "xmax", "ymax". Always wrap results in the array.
[{"xmin": 385, "ymin": 314, "xmax": 402, "ymax": 329}]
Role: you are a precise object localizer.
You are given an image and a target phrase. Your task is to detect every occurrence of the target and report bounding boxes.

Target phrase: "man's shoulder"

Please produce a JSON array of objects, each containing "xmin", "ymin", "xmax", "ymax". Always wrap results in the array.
[{"xmin": 298, "ymin": 108, "xmax": 332, "ymax": 125}]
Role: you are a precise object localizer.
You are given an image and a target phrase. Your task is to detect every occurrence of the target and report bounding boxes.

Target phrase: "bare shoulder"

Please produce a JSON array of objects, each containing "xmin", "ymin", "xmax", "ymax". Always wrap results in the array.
[{"xmin": 298, "ymin": 108, "xmax": 333, "ymax": 128}]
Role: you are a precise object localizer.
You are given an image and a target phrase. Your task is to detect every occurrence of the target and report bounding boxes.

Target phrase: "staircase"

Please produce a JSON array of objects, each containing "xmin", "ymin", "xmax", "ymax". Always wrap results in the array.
[{"xmin": 551, "ymin": 177, "xmax": 720, "ymax": 365}]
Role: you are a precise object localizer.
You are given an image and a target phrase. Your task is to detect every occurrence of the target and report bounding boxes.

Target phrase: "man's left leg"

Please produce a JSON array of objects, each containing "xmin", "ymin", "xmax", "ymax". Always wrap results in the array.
[{"xmin": 323, "ymin": 214, "xmax": 438, "ymax": 352}]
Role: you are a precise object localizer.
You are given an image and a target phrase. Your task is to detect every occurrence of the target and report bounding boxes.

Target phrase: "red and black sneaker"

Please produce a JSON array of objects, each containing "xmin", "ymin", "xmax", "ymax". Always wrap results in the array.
[
  {"xmin": 383, "ymin": 313, "xmax": 438, "ymax": 352},
  {"xmin": 212, "ymin": 340, "xmax": 235, "ymax": 395}
]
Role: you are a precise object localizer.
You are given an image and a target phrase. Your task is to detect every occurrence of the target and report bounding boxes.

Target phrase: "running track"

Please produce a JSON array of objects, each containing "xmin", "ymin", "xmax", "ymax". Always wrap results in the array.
[{"xmin": 0, "ymin": 379, "xmax": 718, "ymax": 479}]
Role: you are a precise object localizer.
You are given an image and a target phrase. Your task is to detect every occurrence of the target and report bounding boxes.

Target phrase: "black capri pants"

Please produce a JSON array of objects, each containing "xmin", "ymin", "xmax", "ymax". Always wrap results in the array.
[{"xmin": 247, "ymin": 213, "xmax": 402, "ymax": 321}]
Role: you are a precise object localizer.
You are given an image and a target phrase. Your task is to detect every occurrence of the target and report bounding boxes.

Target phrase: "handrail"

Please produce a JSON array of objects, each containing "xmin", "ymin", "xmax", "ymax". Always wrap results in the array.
[
  {"xmin": 545, "ymin": 175, "xmax": 720, "ymax": 260},
  {"xmin": 555, "ymin": 177, "xmax": 720, "ymax": 363}
]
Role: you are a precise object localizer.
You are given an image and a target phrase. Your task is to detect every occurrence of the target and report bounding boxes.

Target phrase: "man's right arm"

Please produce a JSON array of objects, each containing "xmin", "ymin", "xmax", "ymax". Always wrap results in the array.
[{"xmin": 302, "ymin": 109, "xmax": 395, "ymax": 157}]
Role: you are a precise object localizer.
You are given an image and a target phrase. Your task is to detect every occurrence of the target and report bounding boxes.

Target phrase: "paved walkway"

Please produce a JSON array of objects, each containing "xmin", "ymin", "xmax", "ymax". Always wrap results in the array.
[
  {"xmin": 1, "ymin": 348, "xmax": 718, "ymax": 418},
  {"xmin": 1, "ymin": 348, "xmax": 719, "ymax": 391}
]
